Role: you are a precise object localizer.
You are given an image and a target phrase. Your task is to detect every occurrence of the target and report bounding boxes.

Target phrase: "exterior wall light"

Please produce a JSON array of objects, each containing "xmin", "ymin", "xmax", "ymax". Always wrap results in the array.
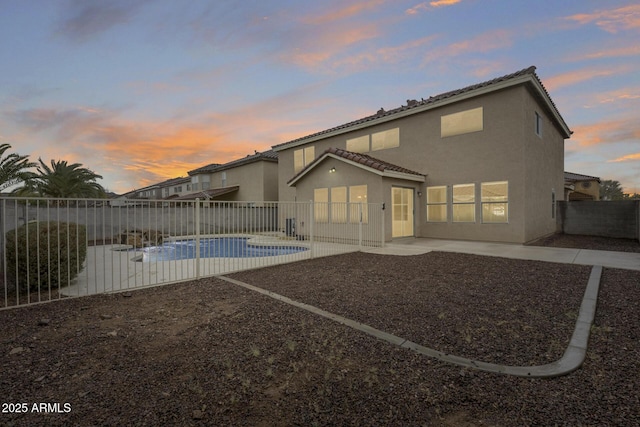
[{"xmin": 329, "ymin": 167, "xmax": 336, "ymax": 173}]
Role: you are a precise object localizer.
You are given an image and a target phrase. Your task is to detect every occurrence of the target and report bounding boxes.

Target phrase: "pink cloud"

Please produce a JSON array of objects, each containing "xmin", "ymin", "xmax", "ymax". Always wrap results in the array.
[
  {"xmin": 564, "ymin": 4, "xmax": 640, "ymax": 33},
  {"xmin": 571, "ymin": 118, "xmax": 640, "ymax": 147},
  {"xmin": 304, "ymin": 0, "xmax": 387, "ymax": 25},
  {"xmin": 430, "ymin": 0, "xmax": 462, "ymax": 6},
  {"xmin": 568, "ymin": 44, "xmax": 640, "ymax": 61},
  {"xmin": 582, "ymin": 87, "xmax": 640, "ymax": 108},
  {"xmin": 406, "ymin": 0, "xmax": 461, "ymax": 15},
  {"xmin": 609, "ymin": 153, "xmax": 640, "ymax": 163},
  {"xmin": 421, "ymin": 29, "xmax": 513, "ymax": 65},
  {"xmin": 280, "ymin": 23, "xmax": 381, "ymax": 71},
  {"xmin": 544, "ymin": 65, "xmax": 632, "ymax": 92},
  {"xmin": 328, "ymin": 35, "xmax": 439, "ymax": 73}
]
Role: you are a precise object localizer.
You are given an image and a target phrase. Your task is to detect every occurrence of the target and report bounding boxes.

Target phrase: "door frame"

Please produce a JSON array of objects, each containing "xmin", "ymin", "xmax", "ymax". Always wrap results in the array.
[{"xmin": 391, "ymin": 186, "xmax": 415, "ymax": 238}]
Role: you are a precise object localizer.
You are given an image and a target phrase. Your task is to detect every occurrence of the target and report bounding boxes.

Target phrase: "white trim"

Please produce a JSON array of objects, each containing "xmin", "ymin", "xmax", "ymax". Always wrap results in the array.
[{"xmin": 288, "ymin": 153, "xmax": 425, "ymax": 186}]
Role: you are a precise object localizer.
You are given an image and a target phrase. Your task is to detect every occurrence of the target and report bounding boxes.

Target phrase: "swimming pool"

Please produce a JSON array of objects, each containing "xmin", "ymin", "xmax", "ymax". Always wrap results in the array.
[{"xmin": 140, "ymin": 237, "xmax": 307, "ymax": 262}]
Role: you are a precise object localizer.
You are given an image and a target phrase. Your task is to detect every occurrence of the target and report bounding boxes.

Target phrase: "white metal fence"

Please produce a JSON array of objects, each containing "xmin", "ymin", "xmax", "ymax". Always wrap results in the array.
[{"xmin": 1, "ymin": 197, "xmax": 384, "ymax": 309}]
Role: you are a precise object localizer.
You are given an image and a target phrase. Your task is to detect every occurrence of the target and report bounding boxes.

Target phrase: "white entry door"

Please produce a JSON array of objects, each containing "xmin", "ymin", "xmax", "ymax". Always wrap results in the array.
[{"xmin": 392, "ymin": 187, "xmax": 414, "ymax": 238}]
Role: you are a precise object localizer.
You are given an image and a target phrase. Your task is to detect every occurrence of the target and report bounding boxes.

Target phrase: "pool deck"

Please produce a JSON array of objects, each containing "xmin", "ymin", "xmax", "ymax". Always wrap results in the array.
[
  {"xmin": 62, "ymin": 235, "xmax": 640, "ymax": 297},
  {"xmin": 62, "ymin": 237, "xmax": 359, "ymax": 297}
]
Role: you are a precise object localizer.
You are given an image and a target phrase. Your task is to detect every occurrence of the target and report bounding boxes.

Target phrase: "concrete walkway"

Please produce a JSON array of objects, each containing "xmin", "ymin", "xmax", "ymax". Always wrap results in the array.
[{"xmin": 363, "ymin": 237, "xmax": 640, "ymax": 271}]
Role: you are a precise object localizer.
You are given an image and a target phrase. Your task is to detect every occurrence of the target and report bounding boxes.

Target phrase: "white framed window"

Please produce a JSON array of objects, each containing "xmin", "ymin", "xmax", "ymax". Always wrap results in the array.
[
  {"xmin": 294, "ymin": 146, "xmax": 315, "ymax": 173},
  {"xmin": 346, "ymin": 135, "xmax": 369, "ymax": 153},
  {"xmin": 349, "ymin": 185, "xmax": 368, "ymax": 223},
  {"xmin": 426, "ymin": 186, "xmax": 447, "ymax": 222},
  {"xmin": 331, "ymin": 186, "xmax": 347, "ymax": 223},
  {"xmin": 197, "ymin": 175, "xmax": 210, "ymax": 190},
  {"xmin": 221, "ymin": 172, "xmax": 227, "ymax": 187},
  {"xmin": 452, "ymin": 184, "xmax": 475, "ymax": 222},
  {"xmin": 535, "ymin": 112, "xmax": 543, "ymax": 137},
  {"xmin": 314, "ymin": 188, "xmax": 328, "ymax": 223},
  {"xmin": 441, "ymin": 107, "xmax": 483, "ymax": 138},
  {"xmin": 371, "ymin": 128, "xmax": 400, "ymax": 151},
  {"xmin": 481, "ymin": 181, "xmax": 508, "ymax": 223}
]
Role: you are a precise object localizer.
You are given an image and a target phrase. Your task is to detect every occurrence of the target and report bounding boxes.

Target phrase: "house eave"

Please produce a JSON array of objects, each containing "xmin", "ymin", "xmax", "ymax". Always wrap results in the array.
[
  {"xmin": 287, "ymin": 153, "xmax": 425, "ymax": 187},
  {"xmin": 274, "ymin": 74, "xmax": 571, "ymax": 152}
]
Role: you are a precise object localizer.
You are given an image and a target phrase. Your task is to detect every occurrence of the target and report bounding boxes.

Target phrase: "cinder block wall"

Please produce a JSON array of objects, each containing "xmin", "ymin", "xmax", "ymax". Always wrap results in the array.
[{"xmin": 558, "ymin": 200, "xmax": 640, "ymax": 241}]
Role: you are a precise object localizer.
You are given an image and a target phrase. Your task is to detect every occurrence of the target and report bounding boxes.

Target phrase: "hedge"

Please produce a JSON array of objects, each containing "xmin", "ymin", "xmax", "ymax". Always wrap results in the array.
[{"xmin": 5, "ymin": 221, "xmax": 87, "ymax": 293}]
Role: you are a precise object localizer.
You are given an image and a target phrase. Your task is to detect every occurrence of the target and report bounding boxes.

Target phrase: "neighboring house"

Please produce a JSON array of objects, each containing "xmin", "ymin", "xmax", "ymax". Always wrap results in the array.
[
  {"xmin": 179, "ymin": 150, "xmax": 279, "ymax": 202},
  {"xmin": 564, "ymin": 172, "xmax": 601, "ymax": 201},
  {"xmin": 272, "ymin": 66, "xmax": 571, "ymax": 244},
  {"xmin": 121, "ymin": 183, "xmax": 161, "ymax": 201},
  {"xmin": 159, "ymin": 177, "xmax": 192, "ymax": 199}
]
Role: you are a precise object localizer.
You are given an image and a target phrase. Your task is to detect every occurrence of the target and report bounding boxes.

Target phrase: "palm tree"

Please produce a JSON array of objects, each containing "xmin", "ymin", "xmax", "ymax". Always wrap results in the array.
[
  {"xmin": 30, "ymin": 158, "xmax": 106, "ymax": 199},
  {"xmin": 0, "ymin": 143, "xmax": 36, "ymax": 192}
]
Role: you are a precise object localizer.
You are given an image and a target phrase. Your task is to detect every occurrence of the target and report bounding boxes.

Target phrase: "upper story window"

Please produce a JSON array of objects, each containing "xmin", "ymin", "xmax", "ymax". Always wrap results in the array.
[
  {"xmin": 200, "ymin": 175, "xmax": 211, "ymax": 190},
  {"xmin": 535, "ymin": 112, "xmax": 543, "ymax": 137},
  {"xmin": 294, "ymin": 146, "xmax": 315, "ymax": 173},
  {"xmin": 346, "ymin": 135, "xmax": 369, "ymax": 153},
  {"xmin": 221, "ymin": 172, "xmax": 227, "ymax": 187},
  {"xmin": 372, "ymin": 128, "xmax": 399, "ymax": 151},
  {"xmin": 441, "ymin": 107, "xmax": 483, "ymax": 138}
]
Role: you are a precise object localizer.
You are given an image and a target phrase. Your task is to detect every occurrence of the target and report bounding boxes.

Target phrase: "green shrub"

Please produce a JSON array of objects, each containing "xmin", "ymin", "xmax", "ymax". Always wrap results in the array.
[{"xmin": 5, "ymin": 221, "xmax": 87, "ymax": 292}]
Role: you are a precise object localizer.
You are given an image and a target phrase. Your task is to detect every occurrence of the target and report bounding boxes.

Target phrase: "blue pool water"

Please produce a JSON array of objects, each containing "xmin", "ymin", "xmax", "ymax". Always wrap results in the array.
[{"xmin": 141, "ymin": 237, "xmax": 307, "ymax": 262}]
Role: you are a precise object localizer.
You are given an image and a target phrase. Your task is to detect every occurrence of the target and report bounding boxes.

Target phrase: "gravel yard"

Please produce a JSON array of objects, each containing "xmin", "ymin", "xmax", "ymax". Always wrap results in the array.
[{"xmin": 1, "ymin": 235, "xmax": 639, "ymax": 426}]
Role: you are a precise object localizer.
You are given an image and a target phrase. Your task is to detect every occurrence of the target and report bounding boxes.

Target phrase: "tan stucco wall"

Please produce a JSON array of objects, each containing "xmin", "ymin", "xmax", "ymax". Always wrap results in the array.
[
  {"xmin": 568, "ymin": 181, "xmax": 600, "ymax": 200},
  {"xmin": 276, "ymin": 85, "xmax": 567, "ymax": 243},
  {"xmin": 522, "ymin": 86, "xmax": 566, "ymax": 242},
  {"xmin": 291, "ymin": 158, "xmax": 422, "ymax": 242},
  {"xmin": 262, "ymin": 161, "xmax": 279, "ymax": 201},
  {"xmin": 199, "ymin": 160, "xmax": 279, "ymax": 202}
]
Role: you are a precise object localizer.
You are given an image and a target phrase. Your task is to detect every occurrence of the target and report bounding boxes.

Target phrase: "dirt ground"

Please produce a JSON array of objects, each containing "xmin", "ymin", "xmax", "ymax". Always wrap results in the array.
[{"xmin": 1, "ymin": 234, "xmax": 639, "ymax": 426}]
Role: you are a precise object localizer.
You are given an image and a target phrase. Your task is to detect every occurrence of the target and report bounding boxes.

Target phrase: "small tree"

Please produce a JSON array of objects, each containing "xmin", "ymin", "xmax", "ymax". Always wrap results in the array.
[
  {"xmin": 599, "ymin": 180, "xmax": 625, "ymax": 201},
  {"xmin": 29, "ymin": 158, "xmax": 106, "ymax": 199},
  {"xmin": 0, "ymin": 143, "xmax": 35, "ymax": 191},
  {"xmin": 5, "ymin": 222, "xmax": 87, "ymax": 293}
]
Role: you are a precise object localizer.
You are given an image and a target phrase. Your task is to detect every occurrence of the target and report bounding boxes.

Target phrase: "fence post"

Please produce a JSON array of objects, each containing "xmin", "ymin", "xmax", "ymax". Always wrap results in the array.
[
  {"xmin": 358, "ymin": 203, "xmax": 363, "ymax": 249},
  {"xmin": 381, "ymin": 203, "xmax": 385, "ymax": 248},
  {"xmin": 309, "ymin": 201, "xmax": 314, "ymax": 259},
  {"xmin": 195, "ymin": 198, "xmax": 201, "ymax": 280}
]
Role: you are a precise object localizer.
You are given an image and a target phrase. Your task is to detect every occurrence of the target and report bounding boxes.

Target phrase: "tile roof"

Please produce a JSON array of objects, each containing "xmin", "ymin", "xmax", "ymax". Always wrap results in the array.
[
  {"xmin": 288, "ymin": 147, "xmax": 425, "ymax": 185},
  {"xmin": 564, "ymin": 171, "xmax": 601, "ymax": 183},
  {"xmin": 173, "ymin": 185, "xmax": 239, "ymax": 200},
  {"xmin": 274, "ymin": 66, "xmax": 570, "ymax": 150},
  {"xmin": 189, "ymin": 150, "xmax": 278, "ymax": 175}
]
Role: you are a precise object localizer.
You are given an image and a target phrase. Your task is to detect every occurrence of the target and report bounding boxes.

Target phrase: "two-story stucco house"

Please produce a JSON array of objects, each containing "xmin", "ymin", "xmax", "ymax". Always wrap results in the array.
[
  {"xmin": 180, "ymin": 150, "xmax": 279, "ymax": 202},
  {"xmin": 272, "ymin": 66, "xmax": 572, "ymax": 244}
]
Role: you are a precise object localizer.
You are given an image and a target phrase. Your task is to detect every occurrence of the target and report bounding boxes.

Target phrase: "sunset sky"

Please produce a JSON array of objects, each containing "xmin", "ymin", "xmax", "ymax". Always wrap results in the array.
[{"xmin": 1, "ymin": 0, "xmax": 639, "ymax": 194}]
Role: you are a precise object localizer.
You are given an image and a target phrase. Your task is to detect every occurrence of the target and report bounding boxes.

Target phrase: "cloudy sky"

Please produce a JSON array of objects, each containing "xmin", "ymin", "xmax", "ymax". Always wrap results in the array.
[{"xmin": 1, "ymin": 0, "xmax": 639, "ymax": 194}]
